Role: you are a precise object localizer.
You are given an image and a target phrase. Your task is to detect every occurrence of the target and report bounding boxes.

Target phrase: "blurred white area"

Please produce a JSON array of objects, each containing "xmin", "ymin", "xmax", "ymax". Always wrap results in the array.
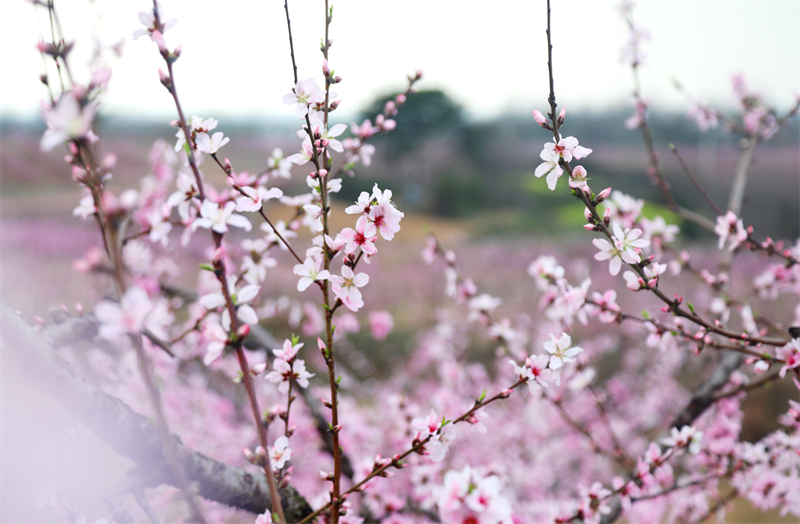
[{"xmin": 0, "ymin": 0, "xmax": 798, "ymax": 120}]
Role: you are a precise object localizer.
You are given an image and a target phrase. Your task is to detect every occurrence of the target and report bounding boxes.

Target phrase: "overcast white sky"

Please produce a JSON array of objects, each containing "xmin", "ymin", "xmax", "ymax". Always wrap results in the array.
[{"xmin": 0, "ymin": 0, "xmax": 798, "ymax": 123}]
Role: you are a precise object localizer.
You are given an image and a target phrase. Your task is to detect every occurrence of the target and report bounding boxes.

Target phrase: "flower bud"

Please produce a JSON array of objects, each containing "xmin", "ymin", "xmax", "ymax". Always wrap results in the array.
[
  {"xmin": 584, "ymin": 208, "xmax": 593, "ymax": 223},
  {"xmin": 557, "ymin": 107, "xmax": 566, "ymax": 126},
  {"xmin": 322, "ymin": 58, "xmax": 331, "ymax": 76},
  {"xmin": 596, "ymin": 187, "xmax": 612, "ymax": 203},
  {"xmin": 395, "ymin": 93, "xmax": 407, "ymax": 105},
  {"xmin": 236, "ymin": 324, "xmax": 250, "ymax": 339}
]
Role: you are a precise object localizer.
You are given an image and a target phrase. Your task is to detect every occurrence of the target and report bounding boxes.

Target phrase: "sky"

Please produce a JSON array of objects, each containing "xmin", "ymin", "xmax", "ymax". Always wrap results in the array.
[{"xmin": 0, "ymin": 0, "xmax": 798, "ymax": 123}]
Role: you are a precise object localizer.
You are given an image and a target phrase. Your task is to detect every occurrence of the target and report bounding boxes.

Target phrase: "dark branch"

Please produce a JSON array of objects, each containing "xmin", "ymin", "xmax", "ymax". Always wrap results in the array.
[{"xmin": 1, "ymin": 302, "xmax": 313, "ymax": 522}]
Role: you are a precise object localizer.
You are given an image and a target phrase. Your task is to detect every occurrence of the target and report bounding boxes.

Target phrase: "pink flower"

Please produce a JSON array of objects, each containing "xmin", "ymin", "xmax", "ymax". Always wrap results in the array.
[
  {"xmin": 778, "ymin": 339, "xmax": 800, "ymax": 378},
  {"xmin": 255, "ymin": 511, "xmax": 273, "ymax": 524},
  {"xmin": 95, "ymin": 286, "xmax": 152, "ymax": 339},
  {"xmin": 273, "ymin": 339, "xmax": 303, "ymax": 362},
  {"xmin": 339, "ymin": 216, "xmax": 379, "ymax": 257},
  {"xmin": 715, "ymin": 211, "xmax": 747, "ymax": 251},
  {"xmin": 330, "ymin": 266, "xmax": 370, "ymax": 312},
  {"xmin": 369, "ymin": 311, "xmax": 394, "ymax": 340},
  {"xmin": 688, "ymin": 102, "xmax": 719, "ymax": 132}
]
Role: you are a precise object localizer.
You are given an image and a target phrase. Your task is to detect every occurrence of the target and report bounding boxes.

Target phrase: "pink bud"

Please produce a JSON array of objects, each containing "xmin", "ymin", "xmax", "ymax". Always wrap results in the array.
[
  {"xmin": 237, "ymin": 324, "xmax": 250, "ymax": 338},
  {"xmin": 532, "ymin": 110, "xmax": 547, "ymax": 126},
  {"xmin": 322, "ymin": 58, "xmax": 331, "ymax": 76},
  {"xmin": 499, "ymin": 389, "xmax": 513, "ymax": 398},
  {"xmin": 584, "ymin": 208, "xmax": 593, "ymax": 222},
  {"xmin": 395, "ymin": 93, "xmax": 406, "ymax": 105},
  {"xmin": 558, "ymin": 107, "xmax": 566, "ymax": 125},
  {"xmin": 596, "ymin": 187, "xmax": 612, "ymax": 203},
  {"xmin": 158, "ymin": 68, "xmax": 170, "ymax": 85},
  {"xmin": 319, "ymin": 169, "xmax": 328, "ymax": 177}
]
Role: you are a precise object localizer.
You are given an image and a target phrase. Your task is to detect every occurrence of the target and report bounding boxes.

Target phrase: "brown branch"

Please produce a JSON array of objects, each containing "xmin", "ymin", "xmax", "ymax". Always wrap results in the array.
[{"xmin": 1, "ymin": 302, "xmax": 313, "ymax": 522}]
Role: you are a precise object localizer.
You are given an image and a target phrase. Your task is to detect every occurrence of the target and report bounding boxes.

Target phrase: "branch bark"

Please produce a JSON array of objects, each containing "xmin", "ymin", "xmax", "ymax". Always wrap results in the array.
[{"xmin": 1, "ymin": 302, "xmax": 313, "ymax": 522}]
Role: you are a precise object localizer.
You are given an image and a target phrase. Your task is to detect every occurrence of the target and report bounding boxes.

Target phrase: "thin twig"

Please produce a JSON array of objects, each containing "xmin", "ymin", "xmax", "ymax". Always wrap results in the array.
[{"xmin": 669, "ymin": 143, "xmax": 723, "ymax": 216}]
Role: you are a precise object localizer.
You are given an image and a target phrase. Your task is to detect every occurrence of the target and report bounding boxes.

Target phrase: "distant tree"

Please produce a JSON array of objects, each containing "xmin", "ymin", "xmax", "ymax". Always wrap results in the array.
[{"xmin": 359, "ymin": 89, "xmax": 465, "ymax": 157}]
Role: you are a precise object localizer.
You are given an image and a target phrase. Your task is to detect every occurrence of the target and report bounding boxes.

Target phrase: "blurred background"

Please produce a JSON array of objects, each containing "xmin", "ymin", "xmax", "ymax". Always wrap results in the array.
[{"xmin": 1, "ymin": 0, "xmax": 799, "ymax": 522}]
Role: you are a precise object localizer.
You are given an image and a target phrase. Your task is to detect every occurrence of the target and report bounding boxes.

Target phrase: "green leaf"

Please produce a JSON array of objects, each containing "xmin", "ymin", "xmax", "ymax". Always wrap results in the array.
[
  {"xmin": 687, "ymin": 303, "xmax": 696, "ymax": 315},
  {"xmin": 291, "ymin": 333, "xmax": 300, "ymax": 345},
  {"xmin": 478, "ymin": 389, "xmax": 486, "ymax": 402},
  {"xmin": 199, "ymin": 263, "xmax": 215, "ymax": 272},
  {"xmin": 336, "ymin": 376, "xmax": 343, "ymax": 384}
]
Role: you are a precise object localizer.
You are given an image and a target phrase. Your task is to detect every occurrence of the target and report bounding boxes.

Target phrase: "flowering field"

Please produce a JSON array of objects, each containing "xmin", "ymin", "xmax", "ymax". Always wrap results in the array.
[{"xmin": 3, "ymin": 1, "xmax": 800, "ymax": 524}]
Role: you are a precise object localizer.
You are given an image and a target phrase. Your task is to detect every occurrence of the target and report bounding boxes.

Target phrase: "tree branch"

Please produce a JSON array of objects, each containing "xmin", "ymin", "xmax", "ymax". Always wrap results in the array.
[{"xmin": 1, "ymin": 302, "xmax": 313, "ymax": 522}]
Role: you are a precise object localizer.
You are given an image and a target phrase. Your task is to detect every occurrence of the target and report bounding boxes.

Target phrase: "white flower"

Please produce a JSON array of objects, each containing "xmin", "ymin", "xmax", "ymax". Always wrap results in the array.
[
  {"xmin": 282, "ymin": 77, "xmax": 325, "ymax": 118},
  {"xmin": 535, "ymin": 136, "xmax": 593, "ymax": 191},
  {"xmin": 321, "ymin": 123, "xmax": 348, "ymax": 152},
  {"xmin": 199, "ymin": 278, "xmax": 260, "ymax": 331},
  {"xmin": 543, "ymin": 332, "xmax": 583, "ymax": 370},
  {"xmin": 267, "ymin": 148, "xmax": 292, "ymax": 179},
  {"xmin": 266, "ymin": 359, "xmax": 314, "ymax": 393},
  {"xmin": 293, "ymin": 257, "xmax": 330, "ymax": 292},
  {"xmin": 192, "ymin": 200, "xmax": 252, "ymax": 234},
  {"xmin": 40, "ymin": 93, "xmax": 97, "ymax": 152},
  {"xmin": 593, "ymin": 223, "xmax": 650, "ymax": 276},
  {"xmin": 260, "ymin": 220, "xmax": 298, "ymax": 250},
  {"xmin": 73, "ymin": 195, "xmax": 96, "ymax": 219},
  {"xmin": 132, "ymin": 1, "xmax": 176, "ymax": 41},
  {"xmin": 195, "ymin": 131, "xmax": 230, "ymax": 155},
  {"xmin": 235, "ymin": 186, "xmax": 283, "ymax": 213},
  {"xmin": 270, "ymin": 436, "xmax": 293, "ymax": 470},
  {"xmin": 662, "ymin": 426, "xmax": 703, "ymax": 455}
]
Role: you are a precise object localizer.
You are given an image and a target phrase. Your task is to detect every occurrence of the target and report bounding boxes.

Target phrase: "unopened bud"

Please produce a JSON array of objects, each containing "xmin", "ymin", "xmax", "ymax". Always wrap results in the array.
[
  {"xmin": 603, "ymin": 208, "xmax": 611, "ymax": 225},
  {"xmin": 532, "ymin": 109, "xmax": 553, "ymax": 130},
  {"xmin": 322, "ymin": 58, "xmax": 331, "ymax": 76},
  {"xmin": 329, "ymin": 99, "xmax": 341, "ymax": 111},
  {"xmin": 236, "ymin": 324, "xmax": 250, "ymax": 339},
  {"xmin": 499, "ymin": 389, "xmax": 513, "ymax": 399},
  {"xmin": 333, "ymin": 75, "xmax": 342, "ymax": 84},
  {"xmin": 596, "ymin": 187, "xmax": 612, "ymax": 203},
  {"xmin": 39, "ymin": 74, "xmax": 48, "ymax": 86},
  {"xmin": 557, "ymin": 107, "xmax": 566, "ymax": 126},
  {"xmin": 584, "ymin": 207, "xmax": 593, "ymax": 223},
  {"xmin": 395, "ymin": 93, "xmax": 407, "ymax": 105}
]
